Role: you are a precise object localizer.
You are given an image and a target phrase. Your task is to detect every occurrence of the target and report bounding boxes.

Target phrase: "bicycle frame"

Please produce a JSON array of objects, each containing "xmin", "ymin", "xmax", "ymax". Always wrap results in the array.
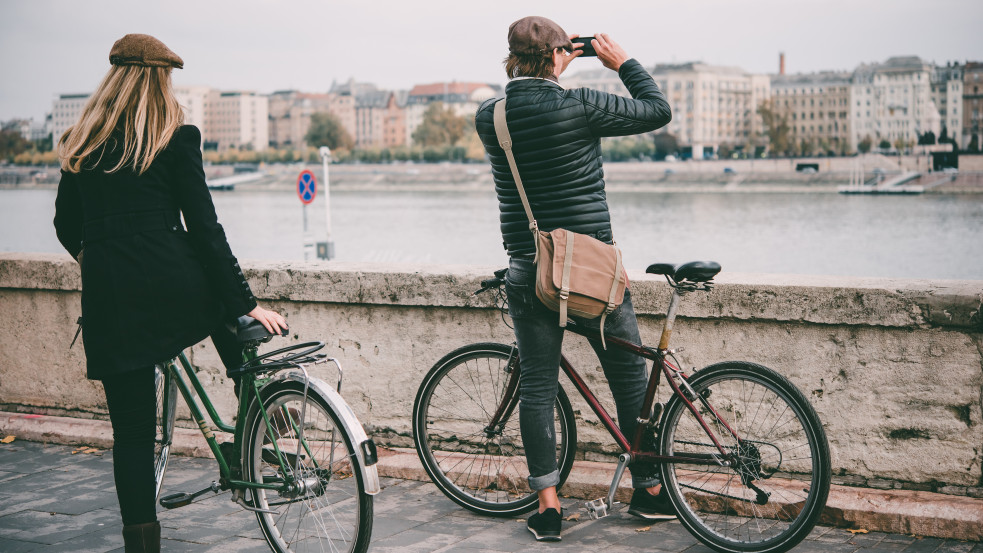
[
  {"xmin": 162, "ymin": 350, "xmax": 314, "ymax": 493},
  {"xmin": 483, "ymin": 286, "xmax": 743, "ymax": 470}
]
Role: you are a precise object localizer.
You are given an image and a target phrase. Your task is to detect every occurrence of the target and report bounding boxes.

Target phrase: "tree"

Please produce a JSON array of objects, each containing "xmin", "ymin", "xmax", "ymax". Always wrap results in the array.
[
  {"xmin": 858, "ymin": 135, "xmax": 873, "ymax": 154},
  {"xmin": 917, "ymin": 130, "xmax": 936, "ymax": 145},
  {"xmin": 412, "ymin": 102, "xmax": 468, "ymax": 148},
  {"xmin": 0, "ymin": 129, "xmax": 32, "ymax": 162},
  {"xmin": 878, "ymin": 138, "xmax": 892, "ymax": 150},
  {"xmin": 652, "ymin": 132, "xmax": 679, "ymax": 159},
  {"xmin": 757, "ymin": 100, "xmax": 791, "ymax": 156},
  {"xmin": 305, "ymin": 112, "xmax": 354, "ymax": 151}
]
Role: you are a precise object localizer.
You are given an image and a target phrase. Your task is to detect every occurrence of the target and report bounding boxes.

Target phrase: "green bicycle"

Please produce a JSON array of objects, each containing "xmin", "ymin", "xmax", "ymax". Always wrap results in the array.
[{"xmin": 153, "ymin": 317, "xmax": 378, "ymax": 553}]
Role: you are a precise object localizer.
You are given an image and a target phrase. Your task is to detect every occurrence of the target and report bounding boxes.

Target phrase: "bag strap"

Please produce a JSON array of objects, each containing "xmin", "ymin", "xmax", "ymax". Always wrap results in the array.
[{"xmin": 494, "ymin": 99, "xmax": 539, "ymax": 235}]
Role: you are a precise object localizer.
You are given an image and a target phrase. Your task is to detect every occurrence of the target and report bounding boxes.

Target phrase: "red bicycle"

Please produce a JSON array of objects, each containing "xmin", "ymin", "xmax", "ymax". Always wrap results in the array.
[{"xmin": 413, "ymin": 261, "xmax": 830, "ymax": 553}]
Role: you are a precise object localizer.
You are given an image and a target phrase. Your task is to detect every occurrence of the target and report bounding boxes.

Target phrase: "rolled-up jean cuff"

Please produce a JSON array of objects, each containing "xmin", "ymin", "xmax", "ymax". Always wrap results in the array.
[
  {"xmin": 528, "ymin": 469, "xmax": 561, "ymax": 491},
  {"xmin": 632, "ymin": 474, "xmax": 661, "ymax": 489}
]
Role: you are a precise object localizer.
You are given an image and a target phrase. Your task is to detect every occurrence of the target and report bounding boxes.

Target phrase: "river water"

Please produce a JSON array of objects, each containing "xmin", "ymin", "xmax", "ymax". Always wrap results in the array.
[{"xmin": 3, "ymin": 187, "xmax": 981, "ymax": 280}]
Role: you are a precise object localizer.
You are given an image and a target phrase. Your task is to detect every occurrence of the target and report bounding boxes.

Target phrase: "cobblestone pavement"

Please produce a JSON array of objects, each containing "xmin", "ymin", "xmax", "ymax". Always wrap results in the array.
[{"xmin": 0, "ymin": 441, "xmax": 980, "ymax": 552}]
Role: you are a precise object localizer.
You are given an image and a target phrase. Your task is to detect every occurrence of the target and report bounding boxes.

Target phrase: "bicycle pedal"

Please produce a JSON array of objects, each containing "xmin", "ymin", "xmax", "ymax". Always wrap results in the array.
[
  {"xmin": 159, "ymin": 492, "xmax": 193, "ymax": 509},
  {"xmin": 585, "ymin": 498, "xmax": 609, "ymax": 520}
]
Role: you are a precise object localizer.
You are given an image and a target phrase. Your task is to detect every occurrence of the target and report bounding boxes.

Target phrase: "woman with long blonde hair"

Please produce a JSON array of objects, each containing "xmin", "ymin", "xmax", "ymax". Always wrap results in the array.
[{"xmin": 54, "ymin": 34, "xmax": 285, "ymax": 553}]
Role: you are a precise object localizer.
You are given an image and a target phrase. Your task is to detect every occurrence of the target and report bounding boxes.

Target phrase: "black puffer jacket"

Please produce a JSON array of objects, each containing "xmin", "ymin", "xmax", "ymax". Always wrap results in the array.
[{"xmin": 475, "ymin": 59, "xmax": 671, "ymax": 257}]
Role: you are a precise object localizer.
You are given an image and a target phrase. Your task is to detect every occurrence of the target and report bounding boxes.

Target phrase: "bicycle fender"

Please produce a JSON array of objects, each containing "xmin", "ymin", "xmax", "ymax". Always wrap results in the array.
[{"xmin": 260, "ymin": 372, "xmax": 381, "ymax": 495}]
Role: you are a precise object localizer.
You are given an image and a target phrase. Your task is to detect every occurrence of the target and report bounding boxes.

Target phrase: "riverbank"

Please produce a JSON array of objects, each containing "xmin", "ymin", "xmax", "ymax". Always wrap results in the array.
[{"xmin": 5, "ymin": 159, "xmax": 982, "ymax": 193}]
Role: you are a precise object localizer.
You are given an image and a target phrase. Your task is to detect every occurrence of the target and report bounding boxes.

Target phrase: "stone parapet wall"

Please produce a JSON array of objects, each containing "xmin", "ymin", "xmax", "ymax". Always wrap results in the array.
[{"xmin": 1, "ymin": 252, "xmax": 980, "ymax": 493}]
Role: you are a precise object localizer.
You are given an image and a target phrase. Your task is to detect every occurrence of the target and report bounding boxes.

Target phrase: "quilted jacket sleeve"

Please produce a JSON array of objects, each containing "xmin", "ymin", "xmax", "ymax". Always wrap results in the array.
[
  {"xmin": 170, "ymin": 125, "xmax": 257, "ymax": 318},
  {"xmin": 582, "ymin": 58, "xmax": 672, "ymax": 137}
]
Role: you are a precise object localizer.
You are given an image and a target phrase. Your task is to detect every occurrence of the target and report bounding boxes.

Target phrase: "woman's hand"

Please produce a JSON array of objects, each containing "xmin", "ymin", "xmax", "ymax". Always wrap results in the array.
[
  {"xmin": 248, "ymin": 305, "xmax": 288, "ymax": 336},
  {"xmin": 592, "ymin": 33, "xmax": 629, "ymax": 72}
]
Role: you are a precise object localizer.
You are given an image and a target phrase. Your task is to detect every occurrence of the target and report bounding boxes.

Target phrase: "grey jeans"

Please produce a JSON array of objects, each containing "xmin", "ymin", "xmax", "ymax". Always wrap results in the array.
[{"xmin": 505, "ymin": 257, "xmax": 660, "ymax": 491}]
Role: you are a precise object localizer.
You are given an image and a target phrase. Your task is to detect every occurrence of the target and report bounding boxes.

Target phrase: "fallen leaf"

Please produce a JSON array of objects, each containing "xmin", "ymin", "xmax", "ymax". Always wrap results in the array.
[
  {"xmin": 636, "ymin": 526, "xmax": 652, "ymax": 533},
  {"xmin": 1, "ymin": 435, "xmax": 15, "ymax": 444},
  {"xmin": 564, "ymin": 513, "xmax": 581, "ymax": 521},
  {"xmin": 847, "ymin": 528, "xmax": 869, "ymax": 534}
]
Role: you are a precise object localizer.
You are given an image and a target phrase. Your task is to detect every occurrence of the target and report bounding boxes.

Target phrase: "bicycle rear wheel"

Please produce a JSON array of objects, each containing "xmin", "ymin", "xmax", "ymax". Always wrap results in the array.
[
  {"xmin": 244, "ymin": 381, "xmax": 372, "ymax": 553},
  {"xmin": 153, "ymin": 362, "xmax": 177, "ymax": 500},
  {"xmin": 413, "ymin": 342, "xmax": 577, "ymax": 516},
  {"xmin": 659, "ymin": 362, "xmax": 830, "ymax": 553}
]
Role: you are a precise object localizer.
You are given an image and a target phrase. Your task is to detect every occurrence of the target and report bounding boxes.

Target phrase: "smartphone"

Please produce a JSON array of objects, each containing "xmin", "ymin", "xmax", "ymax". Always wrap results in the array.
[{"xmin": 576, "ymin": 37, "xmax": 597, "ymax": 57}]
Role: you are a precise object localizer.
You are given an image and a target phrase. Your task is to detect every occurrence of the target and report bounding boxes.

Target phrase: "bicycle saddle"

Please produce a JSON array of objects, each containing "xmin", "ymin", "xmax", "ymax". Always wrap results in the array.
[
  {"xmin": 646, "ymin": 261, "xmax": 721, "ymax": 283},
  {"xmin": 229, "ymin": 316, "xmax": 287, "ymax": 344}
]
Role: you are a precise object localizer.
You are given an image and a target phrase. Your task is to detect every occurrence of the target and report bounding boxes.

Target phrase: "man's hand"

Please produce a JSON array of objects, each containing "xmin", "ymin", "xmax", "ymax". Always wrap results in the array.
[{"xmin": 592, "ymin": 33, "xmax": 629, "ymax": 72}]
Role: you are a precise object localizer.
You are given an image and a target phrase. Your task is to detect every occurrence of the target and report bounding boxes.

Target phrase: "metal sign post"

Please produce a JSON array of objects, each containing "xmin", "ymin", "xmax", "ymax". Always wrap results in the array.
[
  {"xmin": 317, "ymin": 146, "xmax": 335, "ymax": 260},
  {"xmin": 297, "ymin": 169, "xmax": 317, "ymax": 261}
]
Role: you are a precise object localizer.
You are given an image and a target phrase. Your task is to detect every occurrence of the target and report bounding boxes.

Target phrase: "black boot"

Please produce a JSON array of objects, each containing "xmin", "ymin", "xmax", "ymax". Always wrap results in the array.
[{"xmin": 121, "ymin": 521, "xmax": 160, "ymax": 553}]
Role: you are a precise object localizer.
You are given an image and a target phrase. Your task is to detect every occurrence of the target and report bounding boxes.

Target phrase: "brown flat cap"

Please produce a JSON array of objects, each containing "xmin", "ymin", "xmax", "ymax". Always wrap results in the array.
[
  {"xmin": 508, "ymin": 16, "xmax": 573, "ymax": 55},
  {"xmin": 109, "ymin": 34, "xmax": 183, "ymax": 69}
]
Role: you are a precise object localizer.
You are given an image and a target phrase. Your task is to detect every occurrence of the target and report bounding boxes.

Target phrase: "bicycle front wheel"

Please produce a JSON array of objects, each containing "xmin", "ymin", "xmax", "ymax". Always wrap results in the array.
[
  {"xmin": 153, "ymin": 362, "xmax": 177, "ymax": 500},
  {"xmin": 244, "ymin": 381, "xmax": 372, "ymax": 553},
  {"xmin": 659, "ymin": 362, "xmax": 831, "ymax": 553},
  {"xmin": 413, "ymin": 343, "xmax": 578, "ymax": 517}
]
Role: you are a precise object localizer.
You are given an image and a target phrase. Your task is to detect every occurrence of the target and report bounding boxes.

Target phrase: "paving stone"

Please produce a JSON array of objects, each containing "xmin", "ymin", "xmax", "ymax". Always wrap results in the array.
[
  {"xmin": 0, "ymin": 537, "xmax": 46, "ymax": 552},
  {"xmin": 0, "ymin": 441, "xmax": 959, "ymax": 553},
  {"xmin": 903, "ymin": 537, "xmax": 945, "ymax": 553}
]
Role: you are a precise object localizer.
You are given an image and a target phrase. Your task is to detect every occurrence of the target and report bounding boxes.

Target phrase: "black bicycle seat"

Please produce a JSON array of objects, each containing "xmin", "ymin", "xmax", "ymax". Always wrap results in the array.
[
  {"xmin": 231, "ymin": 316, "xmax": 287, "ymax": 343},
  {"xmin": 646, "ymin": 261, "xmax": 721, "ymax": 283}
]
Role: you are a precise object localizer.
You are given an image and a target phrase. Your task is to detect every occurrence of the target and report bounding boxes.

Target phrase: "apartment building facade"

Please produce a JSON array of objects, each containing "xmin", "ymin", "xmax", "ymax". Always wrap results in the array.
[
  {"xmin": 267, "ymin": 91, "xmax": 356, "ymax": 149},
  {"xmin": 770, "ymin": 72, "xmax": 852, "ymax": 153},
  {"xmin": 962, "ymin": 62, "xmax": 982, "ymax": 150},
  {"xmin": 404, "ymin": 82, "xmax": 499, "ymax": 146},
  {"xmin": 49, "ymin": 93, "xmax": 90, "ymax": 145},
  {"xmin": 203, "ymin": 91, "xmax": 269, "ymax": 151}
]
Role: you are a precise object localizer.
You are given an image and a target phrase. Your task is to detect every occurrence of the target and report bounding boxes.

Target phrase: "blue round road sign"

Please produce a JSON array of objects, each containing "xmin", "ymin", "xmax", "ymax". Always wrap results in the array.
[{"xmin": 297, "ymin": 170, "xmax": 317, "ymax": 204}]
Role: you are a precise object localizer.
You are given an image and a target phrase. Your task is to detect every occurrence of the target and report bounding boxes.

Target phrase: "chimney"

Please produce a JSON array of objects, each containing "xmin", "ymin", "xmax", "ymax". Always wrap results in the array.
[{"xmin": 779, "ymin": 52, "xmax": 786, "ymax": 75}]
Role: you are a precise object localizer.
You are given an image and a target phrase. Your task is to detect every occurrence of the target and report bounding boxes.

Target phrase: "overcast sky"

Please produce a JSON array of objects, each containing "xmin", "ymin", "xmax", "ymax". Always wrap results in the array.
[{"xmin": 2, "ymin": 0, "xmax": 981, "ymax": 121}]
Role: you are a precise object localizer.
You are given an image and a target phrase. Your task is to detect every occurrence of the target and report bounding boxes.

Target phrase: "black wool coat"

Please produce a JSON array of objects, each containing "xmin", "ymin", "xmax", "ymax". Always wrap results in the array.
[
  {"xmin": 475, "ymin": 59, "xmax": 672, "ymax": 258},
  {"xmin": 54, "ymin": 125, "xmax": 257, "ymax": 380}
]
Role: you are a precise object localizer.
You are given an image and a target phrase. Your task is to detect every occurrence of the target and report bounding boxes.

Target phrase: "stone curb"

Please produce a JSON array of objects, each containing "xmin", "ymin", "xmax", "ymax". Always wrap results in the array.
[{"xmin": 3, "ymin": 411, "xmax": 981, "ymax": 541}]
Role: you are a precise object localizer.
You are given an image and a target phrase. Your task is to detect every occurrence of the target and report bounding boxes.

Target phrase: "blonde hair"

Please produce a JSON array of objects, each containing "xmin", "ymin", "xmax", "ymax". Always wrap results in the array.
[{"xmin": 59, "ymin": 64, "xmax": 184, "ymax": 175}]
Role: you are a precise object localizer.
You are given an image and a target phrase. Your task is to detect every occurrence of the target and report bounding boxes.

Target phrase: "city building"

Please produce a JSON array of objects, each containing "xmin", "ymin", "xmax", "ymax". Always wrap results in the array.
[
  {"xmin": 174, "ymin": 85, "xmax": 212, "ymax": 132},
  {"xmin": 770, "ymin": 72, "xmax": 852, "ymax": 154},
  {"xmin": 1, "ymin": 118, "xmax": 48, "ymax": 143},
  {"xmin": 267, "ymin": 90, "xmax": 355, "ymax": 150},
  {"xmin": 932, "ymin": 62, "xmax": 963, "ymax": 148},
  {"xmin": 563, "ymin": 62, "xmax": 769, "ymax": 158},
  {"xmin": 329, "ymin": 80, "xmax": 402, "ymax": 148},
  {"xmin": 962, "ymin": 62, "xmax": 983, "ymax": 150},
  {"xmin": 49, "ymin": 93, "xmax": 90, "ymax": 145},
  {"xmin": 203, "ymin": 91, "xmax": 269, "ymax": 151},
  {"xmin": 850, "ymin": 56, "xmax": 942, "ymax": 151},
  {"xmin": 405, "ymin": 82, "xmax": 499, "ymax": 146}
]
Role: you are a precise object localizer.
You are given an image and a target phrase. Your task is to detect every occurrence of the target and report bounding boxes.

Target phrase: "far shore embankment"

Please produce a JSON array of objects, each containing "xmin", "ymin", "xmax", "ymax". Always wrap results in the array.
[{"xmin": 4, "ymin": 153, "xmax": 983, "ymax": 193}]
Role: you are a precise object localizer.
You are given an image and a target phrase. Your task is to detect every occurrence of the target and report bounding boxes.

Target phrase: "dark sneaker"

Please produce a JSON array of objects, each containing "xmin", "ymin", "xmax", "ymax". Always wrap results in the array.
[
  {"xmin": 527, "ymin": 508, "xmax": 562, "ymax": 541},
  {"xmin": 627, "ymin": 488, "xmax": 677, "ymax": 521}
]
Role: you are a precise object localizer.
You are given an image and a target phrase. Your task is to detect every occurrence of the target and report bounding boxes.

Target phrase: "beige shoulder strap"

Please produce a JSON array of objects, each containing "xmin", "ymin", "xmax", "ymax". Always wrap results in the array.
[{"xmin": 493, "ymin": 99, "xmax": 538, "ymax": 233}]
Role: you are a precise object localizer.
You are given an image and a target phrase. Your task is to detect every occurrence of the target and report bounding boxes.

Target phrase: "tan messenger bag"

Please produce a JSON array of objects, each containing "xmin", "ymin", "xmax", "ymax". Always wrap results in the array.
[{"xmin": 493, "ymin": 99, "xmax": 627, "ymax": 344}]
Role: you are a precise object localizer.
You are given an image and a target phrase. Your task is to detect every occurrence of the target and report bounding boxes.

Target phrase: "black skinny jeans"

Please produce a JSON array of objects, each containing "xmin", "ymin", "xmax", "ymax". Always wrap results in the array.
[
  {"xmin": 101, "ymin": 326, "xmax": 244, "ymax": 526},
  {"xmin": 102, "ymin": 368, "xmax": 158, "ymax": 526}
]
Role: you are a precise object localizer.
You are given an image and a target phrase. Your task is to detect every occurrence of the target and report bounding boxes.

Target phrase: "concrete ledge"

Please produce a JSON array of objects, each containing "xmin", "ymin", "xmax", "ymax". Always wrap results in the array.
[{"xmin": 4, "ymin": 411, "xmax": 980, "ymax": 542}]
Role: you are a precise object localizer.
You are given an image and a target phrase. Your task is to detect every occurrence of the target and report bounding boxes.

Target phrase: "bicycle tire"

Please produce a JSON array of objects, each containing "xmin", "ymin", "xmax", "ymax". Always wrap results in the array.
[
  {"xmin": 413, "ymin": 342, "xmax": 577, "ymax": 517},
  {"xmin": 658, "ymin": 362, "xmax": 831, "ymax": 553},
  {"xmin": 153, "ymin": 363, "xmax": 178, "ymax": 500},
  {"xmin": 243, "ymin": 380, "xmax": 373, "ymax": 553}
]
